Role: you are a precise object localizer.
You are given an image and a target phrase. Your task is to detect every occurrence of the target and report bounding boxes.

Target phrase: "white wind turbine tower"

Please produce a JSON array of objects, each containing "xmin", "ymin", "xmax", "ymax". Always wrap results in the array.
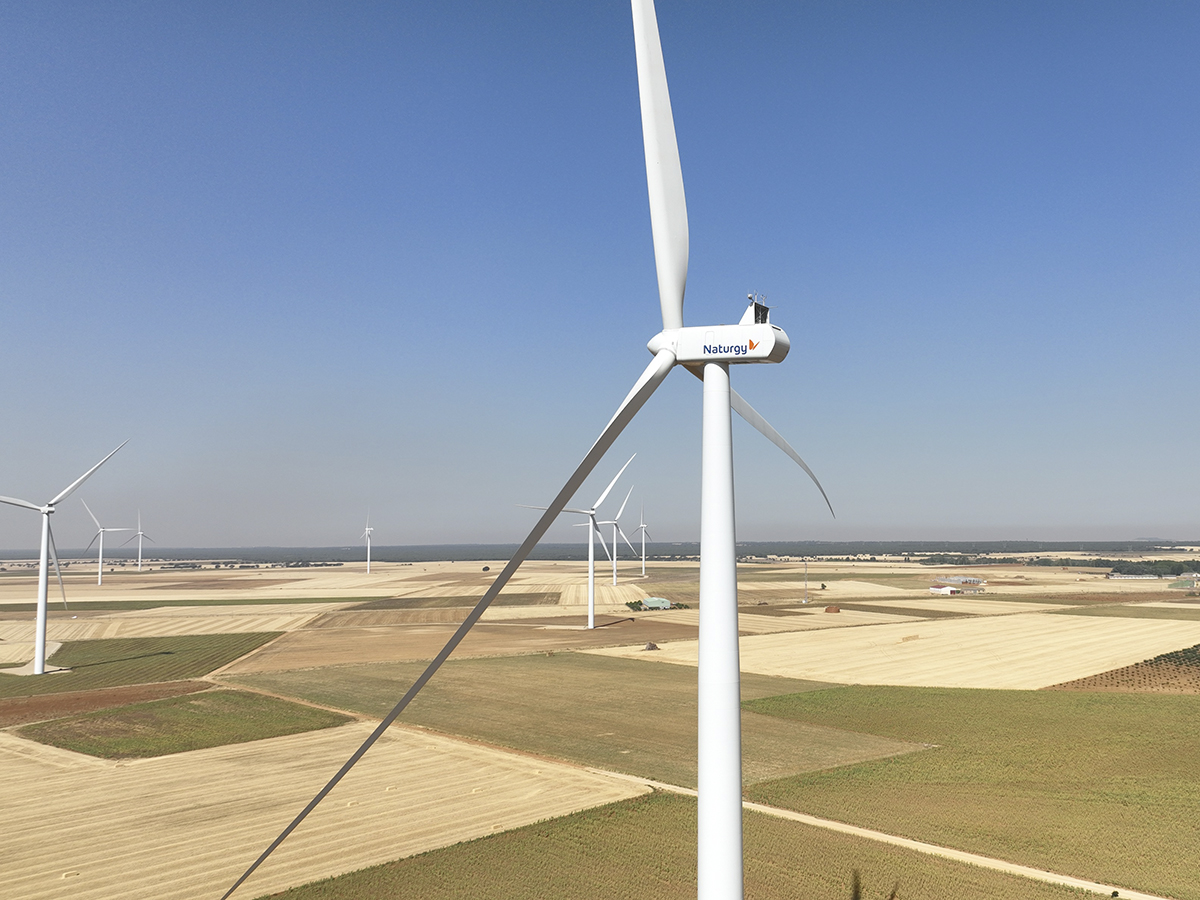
[
  {"xmin": 361, "ymin": 514, "xmax": 374, "ymax": 573},
  {"xmin": 521, "ymin": 454, "xmax": 633, "ymax": 630},
  {"xmin": 597, "ymin": 485, "xmax": 639, "ymax": 586},
  {"xmin": 635, "ymin": 503, "xmax": 653, "ymax": 577},
  {"xmin": 122, "ymin": 511, "xmax": 154, "ymax": 572},
  {"xmin": 0, "ymin": 443, "xmax": 127, "ymax": 675},
  {"xmin": 221, "ymin": 4, "xmax": 835, "ymax": 896},
  {"xmin": 81, "ymin": 500, "xmax": 132, "ymax": 586}
]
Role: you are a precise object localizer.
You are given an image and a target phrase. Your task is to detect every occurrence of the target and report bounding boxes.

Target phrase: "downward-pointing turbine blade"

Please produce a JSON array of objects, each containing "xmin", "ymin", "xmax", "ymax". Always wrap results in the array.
[
  {"xmin": 48, "ymin": 525, "xmax": 68, "ymax": 610},
  {"xmin": 729, "ymin": 387, "xmax": 835, "ymax": 518},
  {"xmin": 120, "ymin": 532, "xmax": 138, "ymax": 547},
  {"xmin": 593, "ymin": 520, "xmax": 613, "ymax": 562},
  {"xmin": 81, "ymin": 498, "xmax": 102, "ymax": 530},
  {"xmin": 219, "ymin": 347, "xmax": 677, "ymax": 900},
  {"xmin": 632, "ymin": 0, "xmax": 688, "ymax": 331},
  {"xmin": 84, "ymin": 531, "xmax": 101, "ymax": 555},
  {"xmin": 618, "ymin": 526, "xmax": 638, "ymax": 557},
  {"xmin": 49, "ymin": 441, "xmax": 128, "ymax": 507},
  {"xmin": 0, "ymin": 495, "xmax": 42, "ymax": 512}
]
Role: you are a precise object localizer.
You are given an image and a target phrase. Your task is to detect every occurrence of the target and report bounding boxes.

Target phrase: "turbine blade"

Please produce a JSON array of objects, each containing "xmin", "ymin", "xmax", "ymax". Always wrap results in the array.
[
  {"xmin": 632, "ymin": 0, "xmax": 688, "ymax": 330},
  {"xmin": 618, "ymin": 526, "xmax": 638, "ymax": 557},
  {"xmin": 119, "ymin": 533, "xmax": 138, "ymax": 547},
  {"xmin": 685, "ymin": 364, "xmax": 835, "ymax": 518},
  {"xmin": 84, "ymin": 531, "xmax": 101, "ymax": 555},
  {"xmin": 49, "ymin": 440, "xmax": 128, "ymax": 507},
  {"xmin": 593, "ymin": 520, "xmax": 613, "ymax": 562},
  {"xmin": 81, "ymin": 498, "xmax": 101, "ymax": 529},
  {"xmin": 48, "ymin": 524, "xmax": 68, "ymax": 610},
  {"xmin": 615, "ymin": 485, "xmax": 634, "ymax": 520},
  {"xmin": 593, "ymin": 454, "xmax": 636, "ymax": 510},
  {"xmin": 0, "ymin": 495, "xmax": 41, "ymax": 512},
  {"xmin": 143, "ymin": 534, "xmax": 155, "ymax": 543},
  {"xmin": 730, "ymin": 387, "xmax": 835, "ymax": 517},
  {"xmin": 220, "ymin": 348, "xmax": 677, "ymax": 900}
]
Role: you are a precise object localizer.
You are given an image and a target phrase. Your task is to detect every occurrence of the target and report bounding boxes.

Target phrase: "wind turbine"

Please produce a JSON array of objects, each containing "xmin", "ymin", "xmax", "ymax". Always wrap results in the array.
[
  {"xmin": 596, "ymin": 485, "xmax": 639, "ymax": 586},
  {"xmin": 81, "ymin": 499, "xmax": 132, "ymax": 586},
  {"xmin": 121, "ymin": 510, "xmax": 154, "ymax": 572},
  {"xmin": 520, "ymin": 455, "xmax": 633, "ymax": 630},
  {"xmin": 222, "ymin": 3, "xmax": 835, "ymax": 895},
  {"xmin": 635, "ymin": 503, "xmax": 653, "ymax": 577},
  {"xmin": 361, "ymin": 514, "xmax": 373, "ymax": 574},
  {"xmin": 0, "ymin": 442, "xmax": 127, "ymax": 674}
]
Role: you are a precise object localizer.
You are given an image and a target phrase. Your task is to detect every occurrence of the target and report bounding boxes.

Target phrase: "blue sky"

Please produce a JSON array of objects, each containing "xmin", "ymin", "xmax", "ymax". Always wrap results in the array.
[{"xmin": 1, "ymin": 0, "xmax": 1197, "ymax": 550}]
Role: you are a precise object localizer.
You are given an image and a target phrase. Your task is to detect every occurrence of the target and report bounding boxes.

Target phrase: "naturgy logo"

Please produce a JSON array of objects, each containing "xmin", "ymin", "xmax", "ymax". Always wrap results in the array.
[{"xmin": 703, "ymin": 338, "xmax": 759, "ymax": 356}]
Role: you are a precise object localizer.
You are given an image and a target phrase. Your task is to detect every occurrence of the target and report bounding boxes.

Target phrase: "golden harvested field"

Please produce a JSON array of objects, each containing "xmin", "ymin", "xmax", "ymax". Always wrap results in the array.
[
  {"xmin": 0, "ymin": 721, "xmax": 648, "ymax": 900},
  {"xmin": 587, "ymin": 610, "xmax": 1200, "ymax": 689}
]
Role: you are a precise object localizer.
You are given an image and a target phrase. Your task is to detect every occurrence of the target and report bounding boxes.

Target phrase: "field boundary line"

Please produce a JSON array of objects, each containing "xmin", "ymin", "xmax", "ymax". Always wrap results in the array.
[{"xmin": 587, "ymin": 768, "xmax": 1175, "ymax": 900}]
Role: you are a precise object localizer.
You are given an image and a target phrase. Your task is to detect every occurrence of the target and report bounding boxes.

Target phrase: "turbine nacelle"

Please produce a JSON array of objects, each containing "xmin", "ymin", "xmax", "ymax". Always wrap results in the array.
[{"xmin": 647, "ymin": 322, "xmax": 789, "ymax": 365}]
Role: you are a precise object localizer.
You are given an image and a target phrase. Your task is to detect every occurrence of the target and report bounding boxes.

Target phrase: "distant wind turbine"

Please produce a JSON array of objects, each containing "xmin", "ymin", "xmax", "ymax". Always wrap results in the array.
[
  {"xmin": 635, "ymin": 503, "xmax": 653, "ymax": 577},
  {"xmin": 81, "ymin": 499, "xmax": 132, "ymax": 586},
  {"xmin": 361, "ymin": 514, "xmax": 373, "ymax": 573},
  {"xmin": 520, "ymin": 454, "xmax": 634, "ymax": 629},
  {"xmin": 597, "ymin": 485, "xmax": 639, "ymax": 586},
  {"xmin": 0, "ymin": 442, "xmax": 127, "ymax": 674},
  {"xmin": 121, "ymin": 510, "xmax": 154, "ymax": 572}
]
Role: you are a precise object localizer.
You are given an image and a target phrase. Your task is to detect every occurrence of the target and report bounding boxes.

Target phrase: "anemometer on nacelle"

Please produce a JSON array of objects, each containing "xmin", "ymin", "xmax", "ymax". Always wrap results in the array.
[{"xmin": 645, "ymin": 294, "xmax": 790, "ymax": 365}]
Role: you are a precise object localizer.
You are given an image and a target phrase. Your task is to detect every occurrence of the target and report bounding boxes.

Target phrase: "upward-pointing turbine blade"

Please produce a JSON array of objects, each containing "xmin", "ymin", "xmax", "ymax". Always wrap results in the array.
[
  {"xmin": 219, "ymin": 347, "xmax": 678, "ymax": 900},
  {"xmin": 729, "ymin": 387, "xmax": 835, "ymax": 518},
  {"xmin": 49, "ymin": 441, "xmax": 128, "ymax": 507},
  {"xmin": 0, "ymin": 495, "xmax": 42, "ymax": 512},
  {"xmin": 593, "ymin": 454, "xmax": 636, "ymax": 511},
  {"xmin": 615, "ymin": 485, "xmax": 634, "ymax": 521},
  {"xmin": 632, "ymin": 0, "xmax": 687, "ymax": 331},
  {"xmin": 47, "ymin": 524, "xmax": 68, "ymax": 610}
]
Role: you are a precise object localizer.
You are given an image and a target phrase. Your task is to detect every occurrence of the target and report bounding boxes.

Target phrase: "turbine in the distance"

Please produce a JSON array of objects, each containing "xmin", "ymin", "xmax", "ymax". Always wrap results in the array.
[
  {"xmin": 635, "ymin": 503, "xmax": 653, "ymax": 577},
  {"xmin": 0, "ymin": 442, "xmax": 127, "ymax": 674},
  {"xmin": 596, "ymin": 485, "xmax": 639, "ymax": 586},
  {"xmin": 361, "ymin": 514, "xmax": 374, "ymax": 573},
  {"xmin": 81, "ymin": 499, "xmax": 132, "ymax": 586},
  {"xmin": 521, "ymin": 455, "xmax": 634, "ymax": 630},
  {"xmin": 121, "ymin": 510, "xmax": 155, "ymax": 572}
]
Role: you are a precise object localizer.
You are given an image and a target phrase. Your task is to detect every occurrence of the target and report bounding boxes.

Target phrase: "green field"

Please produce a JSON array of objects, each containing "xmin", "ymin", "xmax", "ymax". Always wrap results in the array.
[
  {"xmin": 1052, "ymin": 603, "xmax": 1200, "ymax": 621},
  {"xmin": 227, "ymin": 653, "xmax": 920, "ymax": 788},
  {"xmin": 255, "ymin": 792, "xmax": 1091, "ymax": 900},
  {"xmin": 17, "ymin": 688, "xmax": 350, "ymax": 757},
  {"xmin": 351, "ymin": 592, "xmax": 559, "ymax": 610},
  {"xmin": 0, "ymin": 633, "xmax": 280, "ymax": 698},
  {"xmin": 744, "ymin": 686, "xmax": 1200, "ymax": 900}
]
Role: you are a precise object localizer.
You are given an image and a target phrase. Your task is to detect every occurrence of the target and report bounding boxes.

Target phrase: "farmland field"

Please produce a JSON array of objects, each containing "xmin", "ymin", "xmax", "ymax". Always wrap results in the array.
[
  {"xmin": 744, "ymin": 686, "xmax": 1200, "ymax": 900},
  {"xmin": 256, "ymin": 791, "xmax": 1091, "ymax": 900},
  {"xmin": 227, "ymin": 653, "xmax": 923, "ymax": 788},
  {"xmin": 0, "ymin": 633, "xmax": 279, "ymax": 698},
  {"xmin": 17, "ymin": 688, "xmax": 350, "ymax": 758}
]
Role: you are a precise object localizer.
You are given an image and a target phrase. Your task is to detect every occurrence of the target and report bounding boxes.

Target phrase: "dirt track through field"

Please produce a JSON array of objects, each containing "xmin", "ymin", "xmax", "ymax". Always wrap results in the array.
[
  {"xmin": 587, "ymin": 612, "xmax": 1200, "ymax": 689},
  {"xmin": 0, "ymin": 722, "xmax": 648, "ymax": 900}
]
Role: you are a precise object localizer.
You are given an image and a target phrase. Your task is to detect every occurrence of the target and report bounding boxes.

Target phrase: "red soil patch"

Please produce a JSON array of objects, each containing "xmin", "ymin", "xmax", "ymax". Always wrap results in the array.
[
  {"xmin": 1045, "ymin": 645, "xmax": 1200, "ymax": 695},
  {"xmin": 0, "ymin": 680, "xmax": 212, "ymax": 727}
]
